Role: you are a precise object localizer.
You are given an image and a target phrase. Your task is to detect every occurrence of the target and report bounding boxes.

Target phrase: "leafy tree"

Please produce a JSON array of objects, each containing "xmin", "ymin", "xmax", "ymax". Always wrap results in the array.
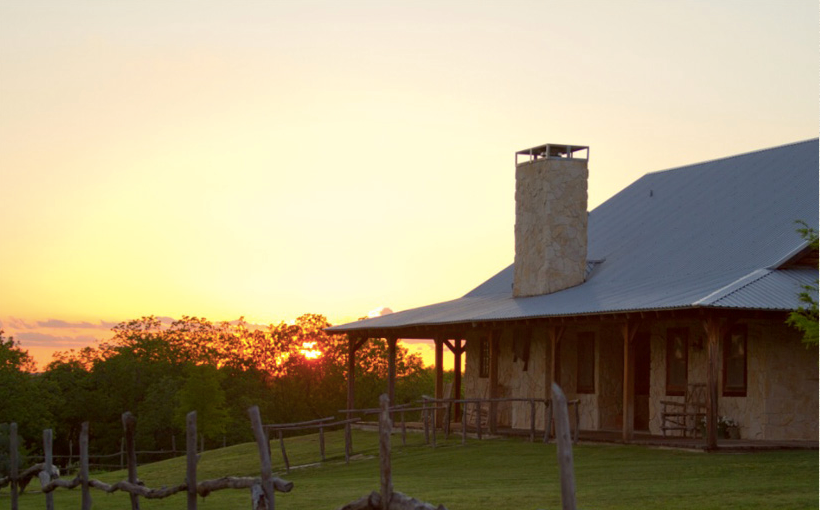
[
  {"xmin": 174, "ymin": 363, "xmax": 229, "ymax": 444},
  {"xmin": 0, "ymin": 332, "xmax": 51, "ymax": 450},
  {"xmin": 786, "ymin": 221, "xmax": 819, "ymax": 345}
]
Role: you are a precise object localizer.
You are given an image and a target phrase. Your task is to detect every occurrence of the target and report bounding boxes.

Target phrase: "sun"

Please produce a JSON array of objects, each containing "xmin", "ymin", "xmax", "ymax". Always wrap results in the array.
[{"xmin": 299, "ymin": 341, "xmax": 322, "ymax": 360}]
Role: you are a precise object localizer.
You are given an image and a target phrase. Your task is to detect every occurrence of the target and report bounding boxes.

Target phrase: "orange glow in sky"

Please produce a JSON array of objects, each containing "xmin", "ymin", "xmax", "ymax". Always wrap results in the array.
[
  {"xmin": 299, "ymin": 341, "xmax": 322, "ymax": 360},
  {"xmin": 0, "ymin": 1, "xmax": 815, "ymax": 370}
]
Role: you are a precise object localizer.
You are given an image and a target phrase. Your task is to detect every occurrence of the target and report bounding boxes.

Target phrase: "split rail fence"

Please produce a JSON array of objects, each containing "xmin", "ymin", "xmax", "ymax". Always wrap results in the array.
[{"xmin": 0, "ymin": 407, "xmax": 292, "ymax": 510}]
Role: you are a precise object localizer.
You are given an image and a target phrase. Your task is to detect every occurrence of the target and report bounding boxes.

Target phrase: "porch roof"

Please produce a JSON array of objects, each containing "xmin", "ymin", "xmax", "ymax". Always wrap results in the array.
[{"xmin": 328, "ymin": 139, "xmax": 819, "ymax": 334}]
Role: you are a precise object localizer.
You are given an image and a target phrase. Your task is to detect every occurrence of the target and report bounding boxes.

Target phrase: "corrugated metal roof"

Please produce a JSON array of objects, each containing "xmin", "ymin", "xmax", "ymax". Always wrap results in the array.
[{"xmin": 328, "ymin": 139, "xmax": 819, "ymax": 333}]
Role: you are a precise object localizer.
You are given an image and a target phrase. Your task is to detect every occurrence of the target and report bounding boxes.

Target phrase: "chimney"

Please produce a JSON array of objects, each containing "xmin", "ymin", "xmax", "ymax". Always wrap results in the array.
[{"xmin": 513, "ymin": 143, "xmax": 589, "ymax": 297}]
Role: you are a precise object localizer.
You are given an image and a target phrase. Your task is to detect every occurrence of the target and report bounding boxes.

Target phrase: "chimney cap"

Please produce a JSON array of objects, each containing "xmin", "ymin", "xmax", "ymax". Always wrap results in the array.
[{"xmin": 515, "ymin": 143, "xmax": 589, "ymax": 165}]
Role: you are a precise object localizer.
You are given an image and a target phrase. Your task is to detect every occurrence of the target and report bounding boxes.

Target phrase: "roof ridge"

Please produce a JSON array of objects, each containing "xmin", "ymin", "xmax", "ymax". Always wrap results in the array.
[
  {"xmin": 693, "ymin": 269, "xmax": 772, "ymax": 306},
  {"xmin": 645, "ymin": 138, "xmax": 818, "ymax": 177}
]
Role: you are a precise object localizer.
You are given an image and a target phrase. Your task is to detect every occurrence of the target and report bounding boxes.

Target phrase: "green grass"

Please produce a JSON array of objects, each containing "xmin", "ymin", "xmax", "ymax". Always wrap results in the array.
[{"xmin": 4, "ymin": 430, "xmax": 818, "ymax": 509}]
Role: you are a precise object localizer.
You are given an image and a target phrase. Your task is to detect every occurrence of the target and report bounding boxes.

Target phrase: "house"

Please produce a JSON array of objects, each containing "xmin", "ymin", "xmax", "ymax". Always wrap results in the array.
[{"xmin": 327, "ymin": 139, "xmax": 819, "ymax": 447}]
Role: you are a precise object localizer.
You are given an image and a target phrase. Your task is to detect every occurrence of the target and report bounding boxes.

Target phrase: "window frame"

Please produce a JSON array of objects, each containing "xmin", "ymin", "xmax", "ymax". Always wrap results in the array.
[
  {"xmin": 479, "ymin": 335, "xmax": 490, "ymax": 379},
  {"xmin": 722, "ymin": 324, "xmax": 747, "ymax": 397},
  {"xmin": 665, "ymin": 327, "xmax": 689, "ymax": 396},
  {"xmin": 576, "ymin": 332, "xmax": 596, "ymax": 394}
]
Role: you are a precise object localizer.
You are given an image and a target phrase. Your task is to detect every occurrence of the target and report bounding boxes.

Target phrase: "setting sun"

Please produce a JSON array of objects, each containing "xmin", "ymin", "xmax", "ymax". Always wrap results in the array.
[{"xmin": 300, "ymin": 341, "xmax": 322, "ymax": 360}]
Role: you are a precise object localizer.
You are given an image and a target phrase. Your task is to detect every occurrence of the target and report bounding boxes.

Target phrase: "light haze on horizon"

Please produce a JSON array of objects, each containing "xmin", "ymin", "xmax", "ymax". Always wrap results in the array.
[{"xmin": 1, "ymin": 0, "xmax": 816, "ymax": 368}]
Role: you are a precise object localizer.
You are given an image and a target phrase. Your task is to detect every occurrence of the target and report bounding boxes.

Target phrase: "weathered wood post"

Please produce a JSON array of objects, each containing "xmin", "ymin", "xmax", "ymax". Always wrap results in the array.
[
  {"xmin": 551, "ymin": 383, "xmax": 577, "ymax": 510},
  {"xmin": 10, "ymin": 422, "xmax": 18, "ymax": 510},
  {"xmin": 529, "ymin": 399, "xmax": 536, "ymax": 442},
  {"xmin": 543, "ymin": 400, "xmax": 552, "ymax": 443},
  {"xmin": 122, "ymin": 412, "xmax": 141, "ymax": 510},
  {"xmin": 378, "ymin": 394, "xmax": 393, "ymax": 510},
  {"xmin": 475, "ymin": 402, "xmax": 482, "ymax": 440},
  {"xmin": 42, "ymin": 428, "xmax": 54, "ymax": 510},
  {"xmin": 278, "ymin": 430, "xmax": 289, "ymax": 473},
  {"xmin": 120, "ymin": 437, "xmax": 125, "ymax": 471},
  {"xmin": 249, "ymin": 406, "xmax": 275, "ymax": 510},
  {"xmin": 344, "ymin": 421, "xmax": 352, "ymax": 464},
  {"xmin": 186, "ymin": 411, "xmax": 198, "ymax": 510},
  {"xmin": 400, "ymin": 410, "xmax": 407, "ymax": 446},
  {"xmin": 319, "ymin": 425, "xmax": 326, "ymax": 461},
  {"xmin": 80, "ymin": 421, "xmax": 91, "ymax": 510},
  {"xmin": 422, "ymin": 399, "xmax": 430, "ymax": 444},
  {"xmin": 461, "ymin": 401, "xmax": 467, "ymax": 445}
]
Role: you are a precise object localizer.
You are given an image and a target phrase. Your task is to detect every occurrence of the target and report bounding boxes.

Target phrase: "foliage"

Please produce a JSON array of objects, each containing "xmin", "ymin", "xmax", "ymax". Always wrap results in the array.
[
  {"xmin": 9, "ymin": 313, "xmax": 431, "ymax": 458},
  {"xmin": 786, "ymin": 220, "xmax": 819, "ymax": 345}
]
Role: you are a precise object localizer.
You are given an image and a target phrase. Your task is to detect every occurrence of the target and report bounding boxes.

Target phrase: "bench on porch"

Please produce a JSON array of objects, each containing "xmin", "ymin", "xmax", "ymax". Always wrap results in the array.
[{"xmin": 660, "ymin": 383, "xmax": 706, "ymax": 437}]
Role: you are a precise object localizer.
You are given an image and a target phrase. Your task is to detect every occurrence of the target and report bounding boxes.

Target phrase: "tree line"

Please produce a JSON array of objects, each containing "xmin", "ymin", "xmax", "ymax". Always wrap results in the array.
[{"xmin": 0, "ymin": 314, "xmax": 435, "ymax": 471}]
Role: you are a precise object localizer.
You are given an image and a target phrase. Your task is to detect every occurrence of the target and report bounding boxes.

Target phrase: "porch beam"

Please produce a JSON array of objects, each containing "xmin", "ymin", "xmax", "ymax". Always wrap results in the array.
[
  {"xmin": 702, "ymin": 315, "xmax": 733, "ymax": 451},
  {"xmin": 489, "ymin": 330, "xmax": 500, "ymax": 434},
  {"xmin": 347, "ymin": 336, "xmax": 367, "ymax": 417},
  {"xmin": 387, "ymin": 336, "xmax": 397, "ymax": 406},
  {"xmin": 621, "ymin": 321, "xmax": 640, "ymax": 442},
  {"xmin": 453, "ymin": 338, "xmax": 463, "ymax": 421},
  {"xmin": 435, "ymin": 337, "xmax": 444, "ymax": 427}
]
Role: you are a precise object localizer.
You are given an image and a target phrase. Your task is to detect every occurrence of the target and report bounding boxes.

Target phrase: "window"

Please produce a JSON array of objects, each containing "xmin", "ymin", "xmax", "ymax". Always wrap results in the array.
[
  {"xmin": 479, "ymin": 336, "xmax": 490, "ymax": 378},
  {"xmin": 666, "ymin": 328, "xmax": 688, "ymax": 396},
  {"xmin": 723, "ymin": 325, "xmax": 747, "ymax": 397},
  {"xmin": 576, "ymin": 332, "xmax": 595, "ymax": 394}
]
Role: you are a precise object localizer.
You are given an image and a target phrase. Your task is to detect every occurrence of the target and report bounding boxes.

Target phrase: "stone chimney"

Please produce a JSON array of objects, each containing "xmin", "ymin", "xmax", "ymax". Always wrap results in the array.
[{"xmin": 513, "ymin": 143, "xmax": 589, "ymax": 297}]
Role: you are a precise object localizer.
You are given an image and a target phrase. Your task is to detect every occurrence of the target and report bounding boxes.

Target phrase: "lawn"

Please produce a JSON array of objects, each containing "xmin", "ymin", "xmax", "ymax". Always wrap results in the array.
[{"xmin": 4, "ymin": 429, "xmax": 818, "ymax": 509}]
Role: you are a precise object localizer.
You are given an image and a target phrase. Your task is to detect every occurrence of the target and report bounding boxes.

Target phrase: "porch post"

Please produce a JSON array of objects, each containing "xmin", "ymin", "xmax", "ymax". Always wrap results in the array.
[
  {"xmin": 703, "ymin": 316, "xmax": 728, "ymax": 451},
  {"xmin": 387, "ymin": 336, "xmax": 398, "ymax": 406},
  {"xmin": 489, "ymin": 330, "xmax": 500, "ymax": 433},
  {"xmin": 622, "ymin": 321, "xmax": 639, "ymax": 442},
  {"xmin": 548, "ymin": 326, "xmax": 566, "ymax": 388},
  {"xmin": 454, "ymin": 339, "xmax": 463, "ymax": 421},
  {"xmin": 347, "ymin": 336, "xmax": 357, "ymax": 416},
  {"xmin": 435, "ymin": 337, "xmax": 444, "ymax": 427}
]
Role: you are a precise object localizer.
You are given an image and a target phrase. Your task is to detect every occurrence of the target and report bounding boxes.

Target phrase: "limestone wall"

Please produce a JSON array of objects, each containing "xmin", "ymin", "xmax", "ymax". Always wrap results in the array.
[
  {"xmin": 647, "ymin": 319, "xmax": 818, "ymax": 441},
  {"xmin": 462, "ymin": 318, "xmax": 817, "ymax": 441},
  {"xmin": 513, "ymin": 157, "xmax": 588, "ymax": 297}
]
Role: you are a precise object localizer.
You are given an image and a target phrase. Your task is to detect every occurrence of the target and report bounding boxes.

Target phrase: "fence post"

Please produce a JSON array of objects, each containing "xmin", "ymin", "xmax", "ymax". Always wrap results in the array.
[
  {"xmin": 344, "ymin": 421, "xmax": 351, "ymax": 465},
  {"xmin": 422, "ymin": 400, "xmax": 430, "ymax": 445},
  {"xmin": 530, "ymin": 399, "xmax": 536, "ymax": 442},
  {"xmin": 461, "ymin": 402, "xmax": 467, "ymax": 445},
  {"xmin": 551, "ymin": 383, "xmax": 577, "ymax": 510},
  {"xmin": 476, "ymin": 402, "xmax": 482, "ymax": 440},
  {"xmin": 186, "ymin": 411, "xmax": 198, "ymax": 510},
  {"xmin": 172, "ymin": 435, "xmax": 176, "ymax": 454},
  {"xmin": 400, "ymin": 411, "xmax": 407, "ymax": 447},
  {"xmin": 378, "ymin": 394, "xmax": 392, "ymax": 510},
  {"xmin": 80, "ymin": 421, "xmax": 91, "ymax": 510},
  {"xmin": 544, "ymin": 400, "xmax": 553, "ymax": 444},
  {"xmin": 43, "ymin": 428, "xmax": 54, "ymax": 510},
  {"xmin": 120, "ymin": 437, "xmax": 125, "ymax": 470},
  {"xmin": 122, "ymin": 412, "xmax": 141, "ymax": 510},
  {"xmin": 278, "ymin": 430, "xmax": 289, "ymax": 473},
  {"xmin": 248, "ymin": 406, "xmax": 275, "ymax": 510},
  {"xmin": 10, "ymin": 423, "xmax": 18, "ymax": 510},
  {"xmin": 319, "ymin": 425, "xmax": 326, "ymax": 461},
  {"xmin": 68, "ymin": 440, "xmax": 73, "ymax": 474}
]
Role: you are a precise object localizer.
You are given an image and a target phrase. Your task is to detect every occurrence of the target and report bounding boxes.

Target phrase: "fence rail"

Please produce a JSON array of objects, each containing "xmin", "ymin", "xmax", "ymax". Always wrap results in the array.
[{"xmin": 1, "ymin": 407, "xmax": 292, "ymax": 510}]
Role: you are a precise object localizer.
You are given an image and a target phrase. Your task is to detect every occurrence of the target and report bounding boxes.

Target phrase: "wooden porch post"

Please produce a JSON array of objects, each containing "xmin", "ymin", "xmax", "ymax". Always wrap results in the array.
[
  {"xmin": 347, "ymin": 336, "xmax": 369, "ymax": 416},
  {"xmin": 347, "ymin": 337, "xmax": 359, "ymax": 416},
  {"xmin": 435, "ymin": 337, "xmax": 444, "ymax": 427},
  {"xmin": 703, "ymin": 316, "xmax": 729, "ymax": 451},
  {"xmin": 548, "ymin": 326, "xmax": 566, "ymax": 388},
  {"xmin": 622, "ymin": 321, "xmax": 639, "ymax": 442},
  {"xmin": 454, "ymin": 339, "xmax": 463, "ymax": 421},
  {"xmin": 387, "ymin": 336, "xmax": 398, "ymax": 406},
  {"xmin": 489, "ymin": 330, "xmax": 500, "ymax": 433}
]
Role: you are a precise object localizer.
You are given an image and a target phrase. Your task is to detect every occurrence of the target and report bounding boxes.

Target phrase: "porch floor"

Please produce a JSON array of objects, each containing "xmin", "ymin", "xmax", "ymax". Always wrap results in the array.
[{"xmin": 383, "ymin": 421, "xmax": 818, "ymax": 452}]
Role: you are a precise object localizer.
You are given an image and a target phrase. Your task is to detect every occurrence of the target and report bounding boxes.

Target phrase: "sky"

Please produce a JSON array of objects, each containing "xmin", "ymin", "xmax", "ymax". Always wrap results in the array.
[{"xmin": 1, "ymin": 0, "xmax": 816, "ymax": 370}]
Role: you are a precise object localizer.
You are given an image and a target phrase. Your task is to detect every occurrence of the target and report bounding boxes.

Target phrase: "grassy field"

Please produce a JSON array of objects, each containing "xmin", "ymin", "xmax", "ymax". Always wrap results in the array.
[{"xmin": 4, "ymin": 429, "xmax": 818, "ymax": 509}]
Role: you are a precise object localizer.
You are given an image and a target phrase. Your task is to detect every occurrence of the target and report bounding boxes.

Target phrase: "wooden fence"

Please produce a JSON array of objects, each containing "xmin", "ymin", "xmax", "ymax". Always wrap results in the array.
[{"xmin": 0, "ymin": 407, "xmax": 292, "ymax": 510}]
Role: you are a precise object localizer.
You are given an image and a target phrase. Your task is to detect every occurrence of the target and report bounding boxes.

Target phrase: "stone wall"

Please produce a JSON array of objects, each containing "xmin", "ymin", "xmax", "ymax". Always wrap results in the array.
[
  {"xmin": 462, "ymin": 317, "xmax": 817, "ymax": 441},
  {"xmin": 513, "ymin": 157, "xmax": 588, "ymax": 297}
]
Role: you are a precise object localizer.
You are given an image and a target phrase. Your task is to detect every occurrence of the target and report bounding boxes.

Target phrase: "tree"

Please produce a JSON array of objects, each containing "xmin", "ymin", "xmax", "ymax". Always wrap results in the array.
[
  {"xmin": 174, "ymin": 363, "xmax": 229, "ymax": 444},
  {"xmin": 0, "ymin": 332, "xmax": 51, "ymax": 450},
  {"xmin": 786, "ymin": 221, "xmax": 819, "ymax": 345}
]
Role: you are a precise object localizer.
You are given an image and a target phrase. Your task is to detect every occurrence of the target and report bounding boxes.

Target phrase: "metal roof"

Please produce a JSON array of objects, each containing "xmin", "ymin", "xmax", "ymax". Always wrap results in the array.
[{"xmin": 328, "ymin": 139, "xmax": 819, "ymax": 333}]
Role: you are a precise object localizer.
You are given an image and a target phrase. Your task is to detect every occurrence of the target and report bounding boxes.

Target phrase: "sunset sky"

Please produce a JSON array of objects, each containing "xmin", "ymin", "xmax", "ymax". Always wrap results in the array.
[{"xmin": 1, "ymin": 1, "xmax": 816, "ymax": 370}]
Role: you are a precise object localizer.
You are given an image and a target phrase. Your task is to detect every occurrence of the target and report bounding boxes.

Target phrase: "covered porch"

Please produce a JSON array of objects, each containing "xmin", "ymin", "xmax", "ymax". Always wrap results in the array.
[{"xmin": 341, "ymin": 308, "xmax": 782, "ymax": 451}]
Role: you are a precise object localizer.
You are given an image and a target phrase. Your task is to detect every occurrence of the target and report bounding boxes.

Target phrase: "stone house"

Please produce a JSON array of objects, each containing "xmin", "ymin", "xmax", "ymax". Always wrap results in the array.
[{"xmin": 328, "ymin": 139, "xmax": 819, "ymax": 447}]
